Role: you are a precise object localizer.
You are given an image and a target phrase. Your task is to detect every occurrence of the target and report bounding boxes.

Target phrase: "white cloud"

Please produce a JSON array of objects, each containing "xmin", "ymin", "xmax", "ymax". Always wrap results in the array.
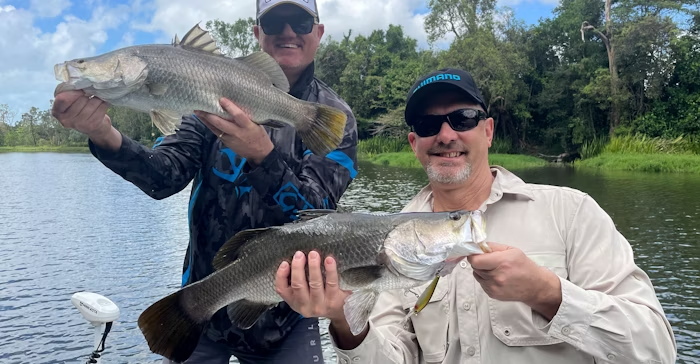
[
  {"xmin": 139, "ymin": 0, "xmax": 431, "ymax": 49},
  {"xmin": 30, "ymin": 0, "xmax": 72, "ymax": 18},
  {"xmin": 0, "ymin": 3, "xmax": 130, "ymax": 115}
]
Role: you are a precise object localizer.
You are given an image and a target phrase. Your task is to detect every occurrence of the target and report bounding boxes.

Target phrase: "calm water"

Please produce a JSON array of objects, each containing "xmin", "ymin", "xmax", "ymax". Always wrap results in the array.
[{"xmin": 0, "ymin": 152, "xmax": 698, "ymax": 363}]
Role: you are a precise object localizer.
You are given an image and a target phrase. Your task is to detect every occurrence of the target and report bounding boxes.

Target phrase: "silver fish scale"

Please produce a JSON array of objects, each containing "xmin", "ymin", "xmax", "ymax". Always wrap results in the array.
[{"xmin": 111, "ymin": 45, "xmax": 311, "ymax": 126}]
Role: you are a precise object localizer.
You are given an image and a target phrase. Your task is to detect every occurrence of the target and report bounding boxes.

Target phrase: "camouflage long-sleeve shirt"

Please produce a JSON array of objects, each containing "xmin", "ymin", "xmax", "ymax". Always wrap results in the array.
[{"xmin": 88, "ymin": 63, "xmax": 358, "ymax": 353}]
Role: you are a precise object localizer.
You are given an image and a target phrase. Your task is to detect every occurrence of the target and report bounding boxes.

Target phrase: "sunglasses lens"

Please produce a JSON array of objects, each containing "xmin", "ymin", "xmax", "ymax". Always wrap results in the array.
[
  {"xmin": 261, "ymin": 15, "xmax": 314, "ymax": 35},
  {"xmin": 412, "ymin": 109, "xmax": 484, "ymax": 137},
  {"xmin": 413, "ymin": 116, "xmax": 443, "ymax": 137}
]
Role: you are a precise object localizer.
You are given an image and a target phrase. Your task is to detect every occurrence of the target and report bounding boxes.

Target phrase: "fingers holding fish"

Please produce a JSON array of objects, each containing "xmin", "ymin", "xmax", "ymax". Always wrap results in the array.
[
  {"xmin": 52, "ymin": 90, "xmax": 111, "ymax": 137},
  {"xmin": 307, "ymin": 250, "xmax": 326, "ymax": 306},
  {"xmin": 274, "ymin": 249, "xmax": 350, "ymax": 322},
  {"xmin": 468, "ymin": 243, "xmax": 559, "ymax": 306},
  {"xmin": 195, "ymin": 103, "xmax": 274, "ymax": 165}
]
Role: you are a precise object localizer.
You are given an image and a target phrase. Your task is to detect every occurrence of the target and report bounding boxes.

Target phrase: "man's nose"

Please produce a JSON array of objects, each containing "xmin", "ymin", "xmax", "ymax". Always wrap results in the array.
[
  {"xmin": 435, "ymin": 121, "xmax": 458, "ymax": 144},
  {"xmin": 280, "ymin": 23, "xmax": 297, "ymax": 37}
]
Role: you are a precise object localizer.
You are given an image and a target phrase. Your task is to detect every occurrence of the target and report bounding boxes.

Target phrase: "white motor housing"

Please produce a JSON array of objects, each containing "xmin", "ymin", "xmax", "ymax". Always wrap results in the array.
[{"xmin": 71, "ymin": 292, "xmax": 120, "ymax": 324}]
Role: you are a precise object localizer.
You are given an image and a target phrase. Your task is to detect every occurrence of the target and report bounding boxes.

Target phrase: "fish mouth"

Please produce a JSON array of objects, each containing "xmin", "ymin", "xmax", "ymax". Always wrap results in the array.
[{"xmin": 54, "ymin": 63, "xmax": 83, "ymax": 83}]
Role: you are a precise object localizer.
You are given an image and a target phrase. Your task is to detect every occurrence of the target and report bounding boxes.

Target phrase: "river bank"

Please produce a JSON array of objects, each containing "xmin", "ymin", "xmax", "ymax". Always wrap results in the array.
[{"xmin": 360, "ymin": 152, "xmax": 548, "ymax": 170}]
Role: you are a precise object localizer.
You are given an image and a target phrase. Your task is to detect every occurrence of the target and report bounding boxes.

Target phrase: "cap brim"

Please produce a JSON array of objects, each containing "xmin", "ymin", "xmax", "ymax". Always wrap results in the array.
[
  {"xmin": 257, "ymin": 2, "xmax": 319, "ymax": 20},
  {"xmin": 405, "ymin": 83, "xmax": 486, "ymax": 125}
]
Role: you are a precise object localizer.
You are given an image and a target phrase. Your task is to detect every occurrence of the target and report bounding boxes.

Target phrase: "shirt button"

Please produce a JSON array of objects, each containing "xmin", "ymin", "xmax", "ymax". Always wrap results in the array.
[
  {"xmin": 467, "ymin": 346, "xmax": 476, "ymax": 356},
  {"xmin": 463, "ymin": 303, "xmax": 471, "ymax": 311},
  {"xmin": 341, "ymin": 359, "xmax": 348, "ymax": 364},
  {"xmin": 504, "ymin": 328, "xmax": 511, "ymax": 336},
  {"xmin": 607, "ymin": 353, "xmax": 616, "ymax": 360},
  {"xmin": 460, "ymin": 261, "xmax": 468, "ymax": 268},
  {"xmin": 352, "ymin": 357, "xmax": 361, "ymax": 362},
  {"xmin": 562, "ymin": 326, "xmax": 571, "ymax": 335}
]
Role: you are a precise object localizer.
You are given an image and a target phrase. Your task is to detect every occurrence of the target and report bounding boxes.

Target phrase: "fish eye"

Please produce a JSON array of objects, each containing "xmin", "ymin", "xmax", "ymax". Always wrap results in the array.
[{"xmin": 449, "ymin": 212, "xmax": 461, "ymax": 221}]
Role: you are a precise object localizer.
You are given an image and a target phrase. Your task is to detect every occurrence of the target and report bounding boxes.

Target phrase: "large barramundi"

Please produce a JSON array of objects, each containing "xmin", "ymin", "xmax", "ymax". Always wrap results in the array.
[
  {"xmin": 53, "ymin": 23, "xmax": 347, "ymax": 156},
  {"xmin": 137, "ymin": 209, "xmax": 490, "ymax": 362}
]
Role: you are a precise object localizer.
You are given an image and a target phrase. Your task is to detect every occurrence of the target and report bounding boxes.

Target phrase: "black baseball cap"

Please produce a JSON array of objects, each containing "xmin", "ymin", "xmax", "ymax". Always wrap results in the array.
[{"xmin": 404, "ymin": 68, "xmax": 488, "ymax": 126}]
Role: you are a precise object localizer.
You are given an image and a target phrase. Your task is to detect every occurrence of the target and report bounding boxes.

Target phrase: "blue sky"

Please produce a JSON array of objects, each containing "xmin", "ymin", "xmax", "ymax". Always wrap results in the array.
[{"xmin": 0, "ymin": 0, "xmax": 560, "ymax": 117}]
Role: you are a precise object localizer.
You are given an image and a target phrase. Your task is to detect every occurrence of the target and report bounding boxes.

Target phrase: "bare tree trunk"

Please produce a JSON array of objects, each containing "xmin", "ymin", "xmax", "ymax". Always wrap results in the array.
[{"xmin": 581, "ymin": 0, "xmax": 620, "ymax": 137}]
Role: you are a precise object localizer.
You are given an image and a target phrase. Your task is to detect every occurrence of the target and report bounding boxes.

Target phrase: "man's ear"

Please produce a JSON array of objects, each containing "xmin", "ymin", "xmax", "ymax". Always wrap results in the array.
[
  {"xmin": 408, "ymin": 132, "xmax": 418, "ymax": 154},
  {"xmin": 485, "ymin": 117, "xmax": 494, "ymax": 147},
  {"xmin": 253, "ymin": 25, "xmax": 261, "ymax": 41},
  {"xmin": 316, "ymin": 23, "xmax": 325, "ymax": 40}
]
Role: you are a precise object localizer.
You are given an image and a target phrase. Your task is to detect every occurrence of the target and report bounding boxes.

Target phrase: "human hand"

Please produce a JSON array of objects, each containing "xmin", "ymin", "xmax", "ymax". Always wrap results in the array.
[
  {"xmin": 275, "ymin": 251, "xmax": 352, "ymax": 324},
  {"xmin": 467, "ymin": 242, "xmax": 562, "ymax": 319},
  {"xmin": 194, "ymin": 97, "xmax": 274, "ymax": 166},
  {"xmin": 51, "ymin": 90, "xmax": 112, "ymax": 139}
]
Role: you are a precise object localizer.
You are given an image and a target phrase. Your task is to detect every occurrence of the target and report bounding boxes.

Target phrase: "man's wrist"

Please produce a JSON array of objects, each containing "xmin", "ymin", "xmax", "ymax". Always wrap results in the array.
[{"xmin": 526, "ymin": 268, "xmax": 563, "ymax": 321}]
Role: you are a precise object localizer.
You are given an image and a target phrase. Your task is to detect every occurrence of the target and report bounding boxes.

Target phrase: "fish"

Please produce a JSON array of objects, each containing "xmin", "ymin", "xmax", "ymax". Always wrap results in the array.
[
  {"xmin": 136, "ymin": 208, "xmax": 490, "ymax": 362},
  {"xmin": 52, "ymin": 23, "xmax": 347, "ymax": 156}
]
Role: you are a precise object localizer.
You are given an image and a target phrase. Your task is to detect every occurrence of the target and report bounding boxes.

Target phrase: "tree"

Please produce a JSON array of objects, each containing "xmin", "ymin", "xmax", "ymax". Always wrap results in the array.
[
  {"xmin": 581, "ymin": 0, "xmax": 621, "ymax": 136},
  {"xmin": 205, "ymin": 18, "xmax": 260, "ymax": 57}
]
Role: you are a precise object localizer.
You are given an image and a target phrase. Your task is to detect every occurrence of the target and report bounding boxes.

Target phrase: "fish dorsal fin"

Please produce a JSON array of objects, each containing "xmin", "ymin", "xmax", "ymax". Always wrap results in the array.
[
  {"xmin": 212, "ymin": 228, "xmax": 270, "ymax": 270},
  {"xmin": 293, "ymin": 209, "xmax": 338, "ymax": 222},
  {"xmin": 235, "ymin": 51, "xmax": 290, "ymax": 92},
  {"xmin": 173, "ymin": 23, "xmax": 223, "ymax": 55}
]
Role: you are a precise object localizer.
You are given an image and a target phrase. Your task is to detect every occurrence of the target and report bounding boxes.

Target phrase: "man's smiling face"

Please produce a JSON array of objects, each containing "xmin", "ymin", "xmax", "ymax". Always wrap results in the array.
[
  {"xmin": 408, "ymin": 91, "xmax": 494, "ymax": 185},
  {"xmin": 254, "ymin": 4, "xmax": 324, "ymax": 76}
]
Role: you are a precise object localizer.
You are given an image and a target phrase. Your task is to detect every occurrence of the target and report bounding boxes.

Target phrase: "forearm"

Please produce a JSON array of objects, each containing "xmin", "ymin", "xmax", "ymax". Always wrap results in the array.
[
  {"xmin": 525, "ymin": 267, "xmax": 563, "ymax": 321},
  {"xmin": 89, "ymin": 116, "xmax": 209, "ymax": 199},
  {"xmin": 329, "ymin": 319, "xmax": 369, "ymax": 350},
  {"xmin": 88, "ymin": 125, "xmax": 122, "ymax": 153},
  {"xmin": 536, "ymin": 278, "xmax": 676, "ymax": 363}
]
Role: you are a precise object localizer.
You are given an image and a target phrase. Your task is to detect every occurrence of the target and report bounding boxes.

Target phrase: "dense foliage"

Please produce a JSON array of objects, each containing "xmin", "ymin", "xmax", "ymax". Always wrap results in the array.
[{"xmin": 1, "ymin": 0, "xmax": 698, "ymax": 156}]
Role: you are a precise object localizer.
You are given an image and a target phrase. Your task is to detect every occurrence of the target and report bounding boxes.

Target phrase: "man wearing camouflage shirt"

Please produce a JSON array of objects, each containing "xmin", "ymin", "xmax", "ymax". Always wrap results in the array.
[{"xmin": 50, "ymin": 0, "xmax": 358, "ymax": 363}]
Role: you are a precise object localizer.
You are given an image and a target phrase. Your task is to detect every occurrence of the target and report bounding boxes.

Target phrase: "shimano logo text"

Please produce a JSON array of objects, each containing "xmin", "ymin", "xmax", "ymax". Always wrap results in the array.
[{"xmin": 413, "ymin": 73, "xmax": 461, "ymax": 93}]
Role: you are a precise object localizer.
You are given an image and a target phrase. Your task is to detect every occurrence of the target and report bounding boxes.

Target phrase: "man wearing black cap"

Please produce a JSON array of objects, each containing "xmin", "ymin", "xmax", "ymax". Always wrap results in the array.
[
  {"xmin": 275, "ymin": 68, "xmax": 676, "ymax": 364},
  {"xmin": 52, "ymin": 0, "xmax": 358, "ymax": 363}
]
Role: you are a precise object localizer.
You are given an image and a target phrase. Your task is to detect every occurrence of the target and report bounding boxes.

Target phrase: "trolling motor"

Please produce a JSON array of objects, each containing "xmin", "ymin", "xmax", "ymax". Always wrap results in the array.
[{"xmin": 71, "ymin": 292, "xmax": 120, "ymax": 364}]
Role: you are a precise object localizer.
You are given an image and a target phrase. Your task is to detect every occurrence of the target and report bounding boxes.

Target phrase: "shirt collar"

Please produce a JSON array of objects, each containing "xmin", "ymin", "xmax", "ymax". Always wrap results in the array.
[
  {"xmin": 401, "ymin": 165, "xmax": 535, "ymax": 213},
  {"xmin": 289, "ymin": 61, "xmax": 315, "ymax": 99}
]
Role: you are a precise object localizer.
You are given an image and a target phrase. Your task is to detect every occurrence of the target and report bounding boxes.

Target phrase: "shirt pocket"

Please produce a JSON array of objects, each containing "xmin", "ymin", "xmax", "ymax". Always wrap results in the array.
[
  {"xmin": 487, "ymin": 253, "xmax": 569, "ymax": 347},
  {"xmin": 400, "ymin": 278, "xmax": 451, "ymax": 363}
]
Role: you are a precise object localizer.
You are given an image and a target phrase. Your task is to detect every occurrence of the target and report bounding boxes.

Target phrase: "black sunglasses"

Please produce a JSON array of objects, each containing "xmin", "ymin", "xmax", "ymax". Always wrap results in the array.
[
  {"xmin": 259, "ymin": 13, "xmax": 317, "ymax": 35},
  {"xmin": 412, "ymin": 108, "xmax": 487, "ymax": 137}
]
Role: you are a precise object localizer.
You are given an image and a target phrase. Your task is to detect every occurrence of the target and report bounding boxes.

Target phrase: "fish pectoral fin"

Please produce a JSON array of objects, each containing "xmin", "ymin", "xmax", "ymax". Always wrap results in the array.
[
  {"xmin": 146, "ymin": 83, "xmax": 169, "ymax": 96},
  {"xmin": 340, "ymin": 266, "xmax": 384, "ymax": 287},
  {"xmin": 150, "ymin": 109, "xmax": 183, "ymax": 136},
  {"xmin": 343, "ymin": 289, "xmax": 379, "ymax": 336},
  {"xmin": 235, "ymin": 51, "xmax": 290, "ymax": 93},
  {"xmin": 212, "ymin": 227, "xmax": 271, "ymax": 270},
  {"xmin": 175, "ymin": 23, "xmax": 223, "ymax": 55},
  {"xmin": 260, "ymin": 119, "xmax": 288, "ymax": 129},
  {"xmin": 226, "ymin": 299, "xmax": 275, "ymax": 329}
]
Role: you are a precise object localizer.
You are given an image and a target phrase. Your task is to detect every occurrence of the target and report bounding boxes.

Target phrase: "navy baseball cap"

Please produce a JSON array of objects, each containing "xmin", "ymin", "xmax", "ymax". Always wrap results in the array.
[{"xmin": 404, "ymin": 68, "xmax": 488, "ymax": 126}]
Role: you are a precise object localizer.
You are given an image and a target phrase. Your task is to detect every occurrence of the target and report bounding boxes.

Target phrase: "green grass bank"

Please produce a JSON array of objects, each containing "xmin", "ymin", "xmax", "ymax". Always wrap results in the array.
[{"xmin": 576, "ymin": 134, "xmax": 700, "ymax": 174}]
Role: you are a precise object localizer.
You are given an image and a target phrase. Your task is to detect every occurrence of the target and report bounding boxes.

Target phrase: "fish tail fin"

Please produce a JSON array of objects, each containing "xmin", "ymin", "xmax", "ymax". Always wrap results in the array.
[
  {"xmin": 137, "ymin": 290, "xmax": 209, "ymax": 362},
  {"xmin": 298, "ymin": 103, "xmax": 348, "ymax": 156}
]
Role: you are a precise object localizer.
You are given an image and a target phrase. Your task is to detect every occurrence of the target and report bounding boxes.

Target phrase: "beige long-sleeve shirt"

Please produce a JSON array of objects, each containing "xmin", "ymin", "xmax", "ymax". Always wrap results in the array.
[{"xmin": 331, "ymin": 166, "xmax": 677, "ymax": 364}]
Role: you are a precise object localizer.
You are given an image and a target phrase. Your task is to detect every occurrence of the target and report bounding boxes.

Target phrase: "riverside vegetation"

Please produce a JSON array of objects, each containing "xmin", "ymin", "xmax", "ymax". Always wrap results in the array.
[{"xmin": 1, "ymin": 0, "xmax": 699, "ymax": 173}]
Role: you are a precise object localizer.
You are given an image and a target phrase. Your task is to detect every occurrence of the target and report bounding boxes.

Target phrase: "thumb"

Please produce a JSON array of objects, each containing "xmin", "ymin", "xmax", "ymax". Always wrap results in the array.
[{"xmin": 482, "ymin": 241, "xmax": 512, "ymax": 252}]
